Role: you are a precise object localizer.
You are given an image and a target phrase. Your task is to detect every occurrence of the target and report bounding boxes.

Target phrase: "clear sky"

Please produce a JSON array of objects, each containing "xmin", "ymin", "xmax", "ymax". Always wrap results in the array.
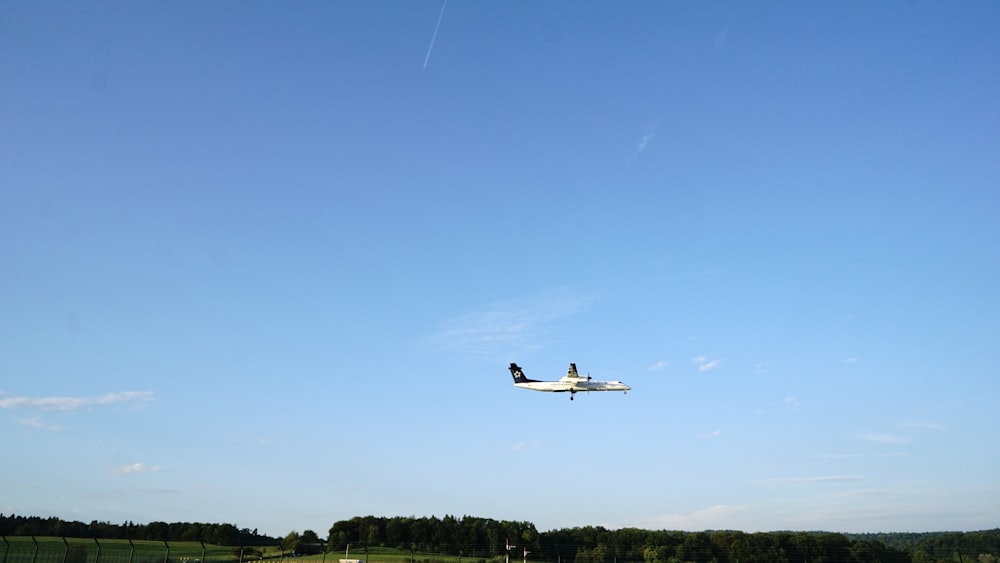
[{"xmin": 2, "ymin": 1, "xmax": 999, "ymax": 538}]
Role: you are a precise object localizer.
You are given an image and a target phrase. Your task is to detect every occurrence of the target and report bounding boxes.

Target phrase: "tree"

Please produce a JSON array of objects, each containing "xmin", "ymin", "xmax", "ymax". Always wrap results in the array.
[
  {"xmin": 282, "ymin": 532, "xmax": 301, "ymax": 554},
  {"xmin": 298, "ymin": 530, "xmax": 323, "ymax": 555}
]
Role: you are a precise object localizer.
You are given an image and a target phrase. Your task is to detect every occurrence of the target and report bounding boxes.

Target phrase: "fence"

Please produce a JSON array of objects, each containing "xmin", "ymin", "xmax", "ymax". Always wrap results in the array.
[{"xmin": 0, "ymin": 538, "xmax": 261, "ymax": 563}]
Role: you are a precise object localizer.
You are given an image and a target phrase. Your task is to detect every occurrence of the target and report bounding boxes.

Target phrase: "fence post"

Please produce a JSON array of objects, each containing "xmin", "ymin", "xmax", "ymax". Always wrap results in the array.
[
  {"xmin": 31, "ymin": 537, "xmax": 39, "ymax": 563},
  {"xmin": 63, "ymin": 538, "xmax": 70, "ymax": 563},
  {"xmin": 200, "ymin": 542, "xmax": 206, "ymax": 563},
  {"xmin": 94, "ymin": 539, "xmax": 101, "ymax": 563},
  {"xmin": 128, "ymin": 540, "xmax": 135, "ymax": 563},
  {"xmin": 163, "ymin": 541, "xmax": 170, "ymax": 563}
]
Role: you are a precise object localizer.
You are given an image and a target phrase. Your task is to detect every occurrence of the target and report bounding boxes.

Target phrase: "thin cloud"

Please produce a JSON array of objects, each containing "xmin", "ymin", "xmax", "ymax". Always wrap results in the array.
[
  {"xmin": 860, "ymin": 432, "xmax": 911, "ymax": 444},
  {"xmin": 429, "ymin": 288, "xmax": 594, "ymax": 356},
  {"xmin": 759, "ymin": 475, "xmax": 866, "ymax": 486},
  {"xmin": 627, "ymin": 122, "xmax": 659, "ymax": 165},
  {"xmin": 814, "ymin": 453, "xmax": 863, "ymax": 460},
  {"xmin": 648, "ymin": 360, "xmax": 669, "ymax": 371},
  {"xmin": 511, "ymin": 441, "xmax": 540, "ymax": 452},
  {"xmin": 0, "ymin": 391, "xmax": 154, "ymax": 411},
  {"xmin": 112, "ymin": 463, "xmax": 161, "ymax": 477},
  {"xmin": 635, "ymin": 131, "xmax": 655, "ymax": 154},
  {"xmin": 785, "ymin": 395, "xmax": 801, "ymax": 410},
  {"xmin": 17, "ymin": 416, "xmax": 63, "ymax": 431},
  {"xmin": 693, "ymin": 356, "xmax": 722, "ymax": 372},
  {"xmin": 899, "ymin": 419, "xmax": 947, "ymax": 431},
  {"xmin": 697, "ymin": 429, "xmax": 722, "ymax": 440}
]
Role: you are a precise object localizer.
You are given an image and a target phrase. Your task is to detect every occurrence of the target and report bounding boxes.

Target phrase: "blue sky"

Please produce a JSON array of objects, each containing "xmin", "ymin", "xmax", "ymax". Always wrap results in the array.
[{"xmin": 2, "ymin": 1, "xmax": 999, "ymax": 538}]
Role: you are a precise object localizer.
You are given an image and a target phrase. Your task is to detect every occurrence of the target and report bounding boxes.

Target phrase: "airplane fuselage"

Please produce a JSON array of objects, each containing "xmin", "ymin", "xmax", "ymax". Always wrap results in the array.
[
  {"xmin": 509, "ymin": 363, "xmax": 630, "ymax": 399},
  {"xmin": 513, "ymin": 380, "xmax": 630, "ymax": 393}
]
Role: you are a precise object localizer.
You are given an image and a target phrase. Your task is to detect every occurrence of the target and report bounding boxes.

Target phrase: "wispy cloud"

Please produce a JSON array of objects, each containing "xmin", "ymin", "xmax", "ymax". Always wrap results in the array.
[
  {"xmin": 648, "ymin": 360, "xmax": 669, "ymax": 371},
  {"xmin": 814, "ymin": 453, "xmax": 863, "ymax": 460},
  {"xmin": 627, "ymin": 121, "xmax": 659, "ymax": 165},
  {"xmin": 759, "ymin": 475, "xmax": 866, "ymax": 486},
  {"xmin": 428, "ymin": 288, "xmax": 594, "ymax": 356},
  {"xmin": 693, "ymin": 356, "xmax": 722, "ymax": 372},
  {"xmin": 785, "ymin": 395, "xmax": 801, "ymax": 410},
  {"xmin": 112, "ymin": 463, "xmax": 161, "ymax": 477},
  {"xmin": 899, "ymin": 419, "xmax": 947, "ymax": 431},
  {"xmin": 860, "ymin": 432, "xmax": 911, "ymax": 444},
  {"xmin": 697, "ymin": 429, "xmax": 722, "ymax": 440},
  {"xmin": 511, "ymin": 441, "xmax": 539, "ymax": 452},
  {"xmin": 635, "ymin": 131, "xmax": 655, "ymax": 154},
  {"xmin": 0, "ymin": 391, "xmax": 155, "ymax": 411},
  {"xmin": 17, "ymin": 416, "xmax": 63, "ymax": 431}
]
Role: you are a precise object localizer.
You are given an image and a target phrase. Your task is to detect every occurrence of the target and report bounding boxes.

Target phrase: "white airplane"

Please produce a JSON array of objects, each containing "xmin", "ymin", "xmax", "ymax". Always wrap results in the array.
[{"xmin": 508, "ymin": 362, "xmax": 630, "ymax": 400}]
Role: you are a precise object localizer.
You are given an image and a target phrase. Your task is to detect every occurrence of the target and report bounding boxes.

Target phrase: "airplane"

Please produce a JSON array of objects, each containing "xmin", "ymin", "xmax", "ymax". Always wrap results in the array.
[{"xmin": 508, "ymin": 362, "xmax": 630, "ymax": 400}]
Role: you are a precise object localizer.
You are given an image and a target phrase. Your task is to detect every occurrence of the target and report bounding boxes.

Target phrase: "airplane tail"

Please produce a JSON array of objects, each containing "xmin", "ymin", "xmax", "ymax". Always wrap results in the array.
[{"xmin": 509, "ymin": 363, "xmax": 534, "ymax": 383}]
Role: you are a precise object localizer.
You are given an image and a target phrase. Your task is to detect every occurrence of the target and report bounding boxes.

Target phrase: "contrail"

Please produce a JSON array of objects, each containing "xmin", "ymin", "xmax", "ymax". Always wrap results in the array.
[{"xmin": 423, "ymin": 0, "xmax": 448, "ymax": 69}]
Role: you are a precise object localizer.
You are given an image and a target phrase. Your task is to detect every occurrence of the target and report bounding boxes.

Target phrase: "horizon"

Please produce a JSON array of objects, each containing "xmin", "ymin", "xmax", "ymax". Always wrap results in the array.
[
  {"xmin": 4, "ymin": 512, "xmax": 999, "ymax": 539},
  {"xmin": 5, "ymin": 512, "xmax": 999, "ymax": 540},
  {"xmin": 3, "ymin": 1, "xmax": 998, "ymax": 538}
]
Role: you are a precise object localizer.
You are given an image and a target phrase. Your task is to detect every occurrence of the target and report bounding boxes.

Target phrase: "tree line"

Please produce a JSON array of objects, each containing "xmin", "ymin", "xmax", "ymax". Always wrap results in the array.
[
  {"xmin": 327, "ymin": 515, "xmax": 537, "ymax": 558},
  {"xmin": 4, "ymin": 513, "xmax": 999, "ymax": 563},
  {"xmin": 850, "ymin": 531, "xmax": 1000, "ymax": 563},
  {"xmin": 0, "ymin": 514, "xmax": 277, "ymax": 546},
  {"xmin": 327, "ymin": 516, "xmax": 908, "ymax": 562},
  {"xmin": 328, "ymin": 516, "xmax": 1000, "ymax": 563}
]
